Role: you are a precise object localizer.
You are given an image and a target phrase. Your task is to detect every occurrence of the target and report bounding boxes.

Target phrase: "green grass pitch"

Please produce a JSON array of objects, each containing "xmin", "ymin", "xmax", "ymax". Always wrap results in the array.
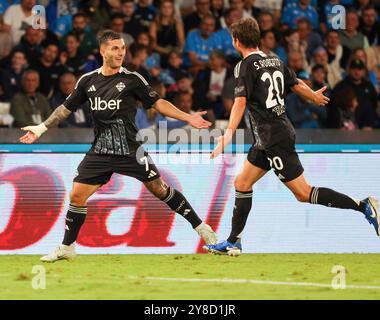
[{"xmin": 1, "ymin": 254, "xmax": 380, "ymax": 300}]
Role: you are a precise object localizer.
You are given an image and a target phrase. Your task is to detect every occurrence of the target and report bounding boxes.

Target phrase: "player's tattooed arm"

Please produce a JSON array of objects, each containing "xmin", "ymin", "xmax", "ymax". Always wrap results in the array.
[
  {"xmin": 19, "ymin": 105, "xmax": 72, "ymax": 144},
  {"xmin": 43, "ymin": 104, "xmax": 72, "ymax": 128},
  {"xmin": 291, "ymin": 79, "xmax": 330, "ymax": 106}
]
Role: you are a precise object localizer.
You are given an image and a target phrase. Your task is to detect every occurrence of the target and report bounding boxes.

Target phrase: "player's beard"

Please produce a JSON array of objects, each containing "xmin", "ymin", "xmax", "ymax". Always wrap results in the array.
[{"xmin": 106, "ymin": 56, "xmax": 123, "ymax": 69}]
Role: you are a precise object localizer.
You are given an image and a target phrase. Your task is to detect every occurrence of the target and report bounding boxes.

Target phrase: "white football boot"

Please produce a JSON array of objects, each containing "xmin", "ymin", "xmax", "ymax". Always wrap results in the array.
[
  {"xmin": 40, "ymin": 244, "xmax": 76, "ymax": 262},
  {"xmin": 195, "ymin": 223, "xmax": 218, "ymax": 245}
]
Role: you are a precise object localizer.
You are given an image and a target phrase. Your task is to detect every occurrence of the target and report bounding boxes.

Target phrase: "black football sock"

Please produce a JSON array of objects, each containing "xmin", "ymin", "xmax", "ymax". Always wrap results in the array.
[
  {"xmin": 62, "ymin": 204, "xmax": 87, "ymax": 245},
  {"xmin": 309, "ymin": 187, "xmax": 366, "ymax": 213},
  {"xmin": 227, "ymin": 190, "xmax": 253, "ymax": 244},
  {"xmin": 162, "ymin": 187, "xmax": 202, "ymax": 228}
]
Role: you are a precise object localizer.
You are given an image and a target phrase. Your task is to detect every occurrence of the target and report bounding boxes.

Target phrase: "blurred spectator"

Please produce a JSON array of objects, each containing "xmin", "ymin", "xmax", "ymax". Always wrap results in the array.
[
  {"xmin": 46, "ymin": 0, "xmax": 79, "ymax": 37},
  {"xmin": 3, "ymin": 0, "xmax": 36, "ymax": 46},
  {"xmin": 134, "ymin": 0, "xmax": 156, "ymax": 32},
  {"xmin": 84, "ymin": 0, "xmax": 115, "ymax": 33},
  {"xmin": 0, "ymin": 82, "xmax": 13, "ymax": 127},
  {"xmin": 260, "ymin": 29, "xmax": 278, "ymax": 57},
  {"xmin": 183, "ymin": 15, "xmax": 218, "ymax": 75},
  {"xmin": 214, "ymin": 8, "xmax": 241, "ymax": 66},
  {"xmin": 220, "ymin": 0, "xmax": 251, "ymax": 28},
  {"xmin": 210, "ymin": 0, "xmax": 225, "ymax": 30},
  {"xmin": 365, "ymin": 41, "xmax": 380, "ymax": 93},
  {"xmin": 184, "ymin": 0, "xmax": 211, "ymax": 34},
  {"xmin": 126, "ymin": 42, "xmax": 151, "ymax": 80},
  {"xmin": 0, "ymin": 50, "xmax": 27, "ymax": 100},
  {"xmin": 325, "ymin": 30, "xmax": 351, "ymax": 70},
  {"xmin": 121, "ymin": 0, "xmax": 143, "ymax": 40},
  {"xmin": 355, "ymin": 0, "xmax": 372, "ymax": 16},
  {"xmin": 338, "ymin": 10, "xmax": 369, "ymax": 52},
  {"xmin": 283, "ymin": 29, "xmax": 307, "ymax": 63},
  {"xmin": 110, "ymin": 13, "xmax": 134, "ymax": 46},
  {"xmin": 329, "ymin": 59, "xmax": 378, "ymax": 129},
  {"xmin": 254, "ymin": 0, "xmax": 283, "ymax": 23},
  {"xmin": 310, "ymin": 46, "xmax": 342, "ymax": 89},
  {"xmin": 166, "ymin": 73, "xmax": 194, "ymax": 101},
  {"xmin": 349, "ymin": 47, "xmax": 378, "ymax": 90},
  {"xmin": 244, "ymin": 0, "xmax": 262, "ymax": 19},
  {"xmin": 286, "ymin": 71, "xmax": 327, "ymax": 128},
  {"xmin": 135, "ymin": 31, "xmax": 160, "ymax": 79},
  {"xmin": 149, "ymin": 0, "xmax": 185, "ymax": 67},
  {"xmin": 311, "ymin": 64, "xmax": 329, "ymax": 91},
  {"xmin": 60, "ymin": 13, "xmax": 98, "ymax": 57},
  {"xmin": 281, "ymin": 0, "xmax": 319, "ymax": 30},
  {"xmin": 327, "ymin": 87, "xmax": 360, "ymax": 130},
  {"xmin": 59, "ymin": 33, "xmax": 87, "ymax": 76},
  {"xmin": 49, "ymin": 72, "xmax": 92, "ymax": 127},
  {"xmin": 296, "ymin": 18, "xmax": 322, "ymax": 62},
  {"xmin": 287, "ymin": 50, "xmax": 307, "ymax": 75},
  {"xmin": 0, "ymin": 15, "xmax": 12, "ymax": 59},
  {"xmin": 13, "ymin": 26, "xmax": 43, "ymax": 66},
  {"xmin": 359, "ymin": 5, "xmax": 380, "ymax": 46},
  {"xmin": 10, "ymin": 69, "xmax": 51, "ymax": 127},
  {"xmin": 159, "ymin": 49, "xmax": 189, "ymax": 86},
  {"xmin": 193, "ymin": 50, "xmax": 233, "ymax": 120},
  {"xmin": 31, "ymin": 42, "xmax": 66, "ymax": 99}
]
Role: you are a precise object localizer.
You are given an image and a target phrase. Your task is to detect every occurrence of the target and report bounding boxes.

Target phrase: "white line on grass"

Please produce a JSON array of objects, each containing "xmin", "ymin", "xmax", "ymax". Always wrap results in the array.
[{"xmin": 128, "ymin": 276, "xmax": 380, "ymax": 290}]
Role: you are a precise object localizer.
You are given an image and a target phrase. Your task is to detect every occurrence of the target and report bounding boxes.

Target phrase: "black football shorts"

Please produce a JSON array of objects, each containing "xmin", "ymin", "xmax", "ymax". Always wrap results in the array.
[
  {"xmin": 73, "ymin": 151, "xmax": 160, "ymax": 185},
  {"xmin": 247, "ymin": 135, "xmax": 304, "ymax": 183}
]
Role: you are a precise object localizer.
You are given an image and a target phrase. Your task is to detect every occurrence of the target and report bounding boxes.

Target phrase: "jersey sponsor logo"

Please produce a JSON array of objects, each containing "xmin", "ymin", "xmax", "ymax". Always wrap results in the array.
[
  {"xmin": 88, "ymin": 85, "xmax": 96, "ymax": 92},
  {"xmin": 116, "ymin": 82, "xmax": 125, "ymax": 92},
  {"xmin": 277, "ymin": 173, "xmax": 285, "ymax": 180},
  {"xmin": 90, "ymin": 97, "xmax": 122, "ymax": 111}
]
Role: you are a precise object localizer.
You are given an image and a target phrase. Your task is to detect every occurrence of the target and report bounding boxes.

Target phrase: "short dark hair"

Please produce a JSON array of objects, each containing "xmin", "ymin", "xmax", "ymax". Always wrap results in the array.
[
  {"xmin": 110, "ymin": 13, "xmax": 126, "ymax": 21},
  {"xmin": 73, "ymin": 13, "xmax": 88, "ymax": 20},
  {"xmin": 260, "ymin": 29, "xmax": 274, "ymax": 39},
  {"xmin": 129, "ymin": 43, "xmax": 148, "ymax": 57},
  {"xmin": 230, "ymin": 18, "xmax": 260, "ymax": 48},
  {"xmin": 66, "ymin": 32, "xmax": 80, "ymax": 42},
  {"xmin": 311, "ymin": 64, "xmax": 325, "ymax": 73},
  {"xmin": 97, "ymin": 29, "xmax": 122, "ymax": 46}
]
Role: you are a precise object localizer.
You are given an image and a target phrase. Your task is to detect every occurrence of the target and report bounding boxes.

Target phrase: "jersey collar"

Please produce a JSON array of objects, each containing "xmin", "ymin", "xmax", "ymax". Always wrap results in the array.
[
  {"xmin": 245, "ymin": 50, "xmax": 267, "ymax": 59},
  {"xmin": 97, "ymin": 66, "xmax": 124, "ymax": 75}
]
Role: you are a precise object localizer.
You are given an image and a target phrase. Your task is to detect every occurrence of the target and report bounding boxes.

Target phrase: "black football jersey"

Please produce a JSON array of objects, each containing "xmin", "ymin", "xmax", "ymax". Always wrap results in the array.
[
  {"xmin": 63, "ymin": 67, "xmax": 160, "ymax": 155},
  {"xmin": 234, "ymin": 51, "xmax": 299, "ymax": 149}
]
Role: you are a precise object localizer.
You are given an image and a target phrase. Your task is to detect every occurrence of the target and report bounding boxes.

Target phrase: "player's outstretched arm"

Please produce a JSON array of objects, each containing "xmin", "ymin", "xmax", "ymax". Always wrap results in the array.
[
  {"xmin": 19, "ymin": 105, "xmax": 72, "ymax": 144},
  {"xmin": 291, "ymin": 79, "xmax": 330, "ymax": 106},
  {"xmin": 153, "ymin": 98, "xmax": 211, "ymax": 129},
  {"xmin": 211, "ymin": 97, "xmax": 246, "ymax": 159}
]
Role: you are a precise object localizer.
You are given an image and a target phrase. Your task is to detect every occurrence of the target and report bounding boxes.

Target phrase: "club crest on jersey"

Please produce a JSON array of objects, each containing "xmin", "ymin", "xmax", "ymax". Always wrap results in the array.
[{"xmin": 116, "ymin": 82, "xmax": 126, "ymax": 92}]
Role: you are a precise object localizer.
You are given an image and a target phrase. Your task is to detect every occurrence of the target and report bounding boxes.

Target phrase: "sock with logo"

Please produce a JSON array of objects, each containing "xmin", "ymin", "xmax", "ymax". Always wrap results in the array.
[
  {"xmin": 62, "ymin": 204, "xmax": 87, "ymax": 245},
  {"xmin": 227, "ymin": 190, "xmax": 253, "ymax": 244},
  {"xmin": 309, "ymin": 187, "xmax": 366, "ymax": 213},
  {"xmin": 162, "ymin": 187, "xmax": 202, "ymax": 228}
]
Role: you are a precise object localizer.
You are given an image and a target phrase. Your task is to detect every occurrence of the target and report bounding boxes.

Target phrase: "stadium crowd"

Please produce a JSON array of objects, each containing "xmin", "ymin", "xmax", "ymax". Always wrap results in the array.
[{"xmin": 0, "ymin": 0, "xmax": 379, "ymax": 130}]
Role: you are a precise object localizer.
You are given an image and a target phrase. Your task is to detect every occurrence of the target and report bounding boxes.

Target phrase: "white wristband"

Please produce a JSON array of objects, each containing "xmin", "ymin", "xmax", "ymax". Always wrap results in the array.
[{"xmin": 22, "ymin": 123, "xmax": 48, "ymax": 138}]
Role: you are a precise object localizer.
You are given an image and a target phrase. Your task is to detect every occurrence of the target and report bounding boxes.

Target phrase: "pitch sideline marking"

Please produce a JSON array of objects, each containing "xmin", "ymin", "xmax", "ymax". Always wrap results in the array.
[{"xmin": 128, "ymin": 275, "xmax": 380, "ymax": 290}]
